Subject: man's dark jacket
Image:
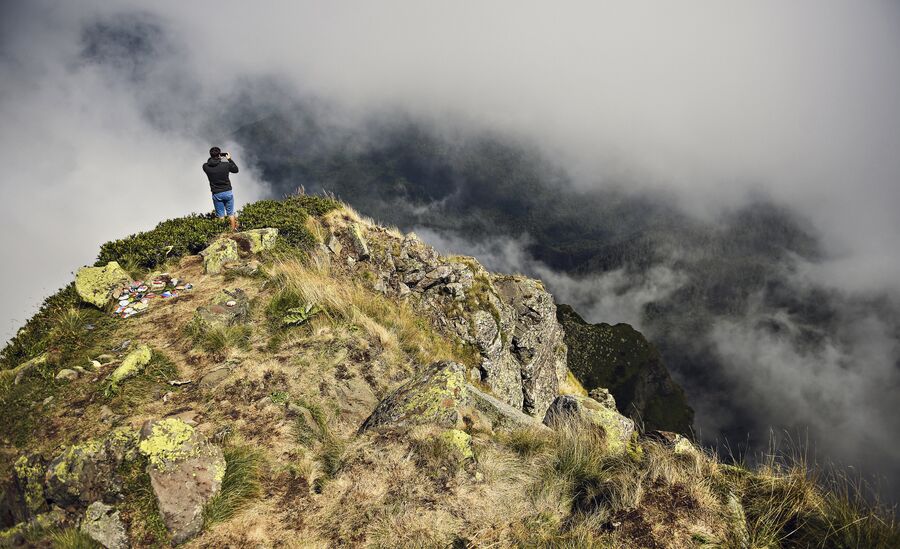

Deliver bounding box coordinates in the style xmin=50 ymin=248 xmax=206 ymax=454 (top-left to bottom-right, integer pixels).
xmin=202 ymin=156 xmax=239 ymax=194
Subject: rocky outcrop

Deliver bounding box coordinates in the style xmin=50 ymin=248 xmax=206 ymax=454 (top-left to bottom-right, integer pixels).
xmin=322 ymin=216 xmax=568 ymax=419
xmin=543 ymin=394 xmax=635 ymax=454
xmin=361 ymin=361 xmax=545 ymax=434
xmin=138 ymin=418 xmax=225 ymax=544
xmin=200 ymin=228 xmax=279 ymax=274
xmin=75 ymin=262 xmax=132 ymax=308
xmin=556 ymin=304 xmax=693 ymax=434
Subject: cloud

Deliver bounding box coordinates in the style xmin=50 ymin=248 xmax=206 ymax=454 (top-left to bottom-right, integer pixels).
xmin=415 ymin=227 xmax=686 ymax=328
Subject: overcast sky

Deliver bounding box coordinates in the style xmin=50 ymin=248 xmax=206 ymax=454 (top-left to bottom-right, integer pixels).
xmin=2 ymin=0 xmax=899 ymax=350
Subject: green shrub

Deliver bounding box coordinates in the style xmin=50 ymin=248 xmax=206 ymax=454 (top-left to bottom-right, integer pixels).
xmin=96 ymin=214 xmax=223 ymax=270
xmin=239 ymin=195 xmax=339 ymax=248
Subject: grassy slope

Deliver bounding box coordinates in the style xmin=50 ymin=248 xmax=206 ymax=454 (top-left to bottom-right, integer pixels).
xmin=1 ymin=196 xmax=896 ymax=548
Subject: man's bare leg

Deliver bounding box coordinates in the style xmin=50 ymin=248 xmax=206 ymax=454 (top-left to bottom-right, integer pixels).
xmin=229 ymin=215 xmax=238 ymax=232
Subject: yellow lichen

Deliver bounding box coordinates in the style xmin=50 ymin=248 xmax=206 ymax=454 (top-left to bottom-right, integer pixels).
xmin=107 ymin=344 xmax=152 ymax=385
xmin=138 ymin=418 xmax=197 ymax=469
xmin=401 ymin=368 xmax=465 ymax=422
xmin=14 ymin=456 xmax=44 ymax=515
xmin=441 ymin=429 xmax=474 ymax=460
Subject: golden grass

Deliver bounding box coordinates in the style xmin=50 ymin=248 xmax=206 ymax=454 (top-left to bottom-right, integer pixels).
xmin=266 ymin=256 xmax=466 ymax=371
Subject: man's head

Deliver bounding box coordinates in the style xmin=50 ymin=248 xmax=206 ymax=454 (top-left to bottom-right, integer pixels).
xmin=209 ymin=146 xmax=221 ymax=158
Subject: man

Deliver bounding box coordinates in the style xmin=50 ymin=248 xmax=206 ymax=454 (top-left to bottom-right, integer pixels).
xmin=203 ymin=146 xmax=239 ymax=231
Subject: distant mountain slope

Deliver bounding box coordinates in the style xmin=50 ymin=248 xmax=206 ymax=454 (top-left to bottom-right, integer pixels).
xmin=556 ymin=304 xmax=693 ymax=434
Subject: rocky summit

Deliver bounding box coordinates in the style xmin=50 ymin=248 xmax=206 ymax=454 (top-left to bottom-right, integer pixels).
xmin=0 ymin=195 xmax=896 ymax=548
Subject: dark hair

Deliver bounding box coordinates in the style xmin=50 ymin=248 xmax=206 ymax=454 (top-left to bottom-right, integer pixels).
xmin=209 ymin=146 xmax=221 ymax=157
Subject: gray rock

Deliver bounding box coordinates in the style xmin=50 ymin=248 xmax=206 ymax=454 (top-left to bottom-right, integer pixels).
xmin=589 ymin=387 xmax=617 ymax=410
xmin=81 ymin=502 xmax=128 ymax=549
xmin=349 ymin=223 xmax=370 ymax=260
xmin=466 ymin=383 xmax=546 ymax=431
xmin=199 ymin=367 xmax=231 ymax=390
xmin=359 ymin=361 xmax=547 ymax=434
xmin=194 ymin=289 xmax=250 ymax=330
xmin=55 ymin=369 xmax=79 ymax=381
xmin=327 ymin=234 xmax=343 ymax=255
xmin=139 ymin=418 xmax=226 ymax=544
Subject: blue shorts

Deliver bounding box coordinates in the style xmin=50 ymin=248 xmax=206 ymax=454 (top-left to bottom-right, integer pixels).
xmin=212 ymin=190 xmax=235 ymax=217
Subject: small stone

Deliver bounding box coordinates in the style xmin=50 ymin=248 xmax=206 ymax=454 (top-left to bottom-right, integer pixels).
xmin=73 ymin=366 xmax=87 ymax=374
xmin=199 ymin=368 xmax=230 ymax=390
xmin=99 ymin=405 xmax=115 ymax=421
xmin=89 ymin=360 xmax=103 ymax=371
xmin=55 ymin=369 xmax=79 ymax=381
xmin=81 ymin=501 xmax=128 ymax=549
xmin=225 ymin=300 xmax=237 ymax=307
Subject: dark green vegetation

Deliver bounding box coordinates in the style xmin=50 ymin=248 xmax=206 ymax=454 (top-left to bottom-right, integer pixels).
xmin=96 ymin=214 xmax=224 ymax=272
xmin=557 ymin=304 xmax=693 ymax=434
xmin=239 ymin=195 xmax=339 ymax=247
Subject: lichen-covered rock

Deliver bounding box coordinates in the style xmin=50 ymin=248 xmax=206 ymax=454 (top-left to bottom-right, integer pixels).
xmin=543 ymin=394 xmax=635 ymax=454
xmin=237 ymin=228 xmax=279 ymax=253
xmin=106 ymin=344 xmax=152 ymax=386
xmin=81 ymin=501 xmax=128 ymax=549
xmin=138 ymin=418 xmax=225 ymax=544
xmin=75 ymin=262 xmax=132 ymax=308
xmin=9 ymin=456 xmax=46 ymax=522
xmin=360 ymin=362 xmax=546 ymax=435
xmin=8 ymin=353 xmax=48 ymax=385
xmin=200 ymin=228 xmax=279 ymax=274
xmin=441 ymin=429 xmax=474 ymax=460
xmin=200 ymin=238 xmax=240 ymax=275
xmin=360 ymin=361 xmax=468 ymax=431
xmin=44 ymin=429 xmax=139 ymax=506
xmin=55 ymin=368 xmax=78 ymax=381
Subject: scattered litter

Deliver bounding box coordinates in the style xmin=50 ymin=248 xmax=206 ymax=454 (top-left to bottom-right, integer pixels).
xmin=169 ymin=379 xmax=192 ymax=386
xmin=112 ymin=274 xmax=193 ymax=318
xmin=225 ymin=300 xmax=237 ymax=307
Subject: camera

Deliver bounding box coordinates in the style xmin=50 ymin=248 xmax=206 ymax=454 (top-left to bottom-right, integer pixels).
xmin=219 ymin=152 xmax=229 ymax=157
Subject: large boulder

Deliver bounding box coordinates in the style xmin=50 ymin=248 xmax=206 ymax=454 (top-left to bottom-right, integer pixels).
xmin=138 ymin=418 xmax=225 ymax=544
xmin=361 ymin=361 xmax=546 ymax=434
xmin=200 ymin=228 xmax=278 ymax=274
xmin=75 ymin=262 xmax=132 ymax=308
xmin=360 ymin=361 xmax=468 ymax=431
xmin=81 ymin=501 xmax=128 ymax=549
xmin=543 ymin=394 xmax=635 ymax=454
